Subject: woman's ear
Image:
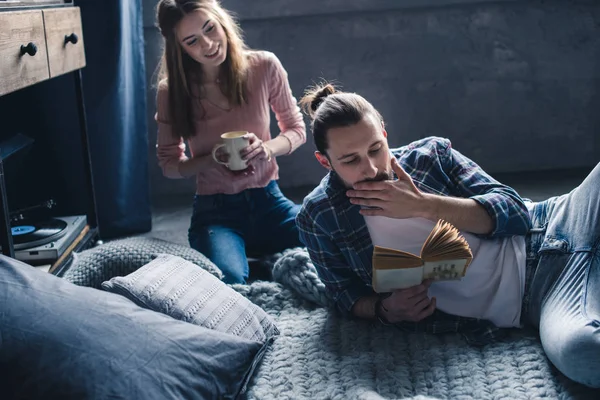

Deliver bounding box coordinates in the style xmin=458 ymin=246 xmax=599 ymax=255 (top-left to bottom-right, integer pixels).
xmin=315 ymin=151 xmax=332 ymax=170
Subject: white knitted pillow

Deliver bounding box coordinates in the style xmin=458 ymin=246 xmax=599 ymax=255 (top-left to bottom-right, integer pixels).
xmin=101 ymin=254 xmax=279 ymax=342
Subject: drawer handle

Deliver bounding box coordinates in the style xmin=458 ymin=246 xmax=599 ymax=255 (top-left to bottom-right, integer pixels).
xmin=20 ymin=42 xmax=38 ymax=57
xmin=64 ymin=33 xmax=79 ymax=45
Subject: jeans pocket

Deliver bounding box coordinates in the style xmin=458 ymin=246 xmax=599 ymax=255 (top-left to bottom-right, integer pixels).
xmin=539 ymin=236 xmax=569 ymax=253
xmin=264 ymin=181 xmax=282 ymax=200
xmin=529 ymin=200 xmax=548 ymax=231
xmin=536 ymin=236 xmax=570 ymax=287
xmin=526 ymin=200 xmax=550 ymax=259
xmin=527 ymin=236 xmax=571 ymax=326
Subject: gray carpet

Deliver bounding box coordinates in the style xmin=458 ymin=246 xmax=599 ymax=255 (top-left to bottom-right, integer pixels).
xmin=234 ymin=249 xmax=600 ymax=400
xmin=236 ymin=281 xmax=598 ymax=400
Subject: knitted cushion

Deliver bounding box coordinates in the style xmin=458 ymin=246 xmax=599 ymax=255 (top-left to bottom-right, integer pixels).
xmin=102 ymin=254 xmax=279 ymax=343
xmin=62 ymin=237 xmax=222 ymax=288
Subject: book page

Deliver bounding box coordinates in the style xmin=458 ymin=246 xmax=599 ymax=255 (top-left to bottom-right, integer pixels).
xmin=373 ymin=266 xmax=424 ymax=292
xmin=372 ymin=245 xmax=423 ymax=270
xmin=373 ymin=245 xmax=421 ymax=259
xmin=420 ymin=220 xmax=473 ymax=261
xmin=371 ymin=220 xmax=473 ymax=291
xmin=422 ymin=259 xmax=469 ymax=282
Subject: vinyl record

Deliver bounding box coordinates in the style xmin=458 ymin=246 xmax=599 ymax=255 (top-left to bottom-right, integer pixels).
xmin=11 ymin=218 xmax=68 ymax=250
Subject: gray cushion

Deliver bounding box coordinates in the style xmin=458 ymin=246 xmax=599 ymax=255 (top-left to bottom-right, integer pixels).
xmin=0 ymin=255 xmax=269 ymax=400
xmin=102 ymin=254 xmax=279 ymax=343
xmin=62 ymin=237 xmax=223 ymax=288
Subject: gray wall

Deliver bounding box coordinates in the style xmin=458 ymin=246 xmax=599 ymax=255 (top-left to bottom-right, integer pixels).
xmin=143 ymin=0 xmax=600 ymax=199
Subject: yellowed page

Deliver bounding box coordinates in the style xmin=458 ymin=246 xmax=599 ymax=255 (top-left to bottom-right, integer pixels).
xmin=373 ymin=266 xmax=425 ymax=292
xmin=422 ymin=259 xmax=470 ymax=281
xmin=372 ymin=245 xmax=424 ymax=271
xmin=421 ymin=220 xmax=472 ymax=261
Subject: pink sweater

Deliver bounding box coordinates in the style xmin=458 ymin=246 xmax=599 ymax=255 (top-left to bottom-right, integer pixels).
xmin=155 ymin=51 xmax=306 ymax=195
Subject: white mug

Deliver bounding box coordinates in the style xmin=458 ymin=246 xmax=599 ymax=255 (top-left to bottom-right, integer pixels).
xmin=211 ymin=131 xmax=249 ymax=171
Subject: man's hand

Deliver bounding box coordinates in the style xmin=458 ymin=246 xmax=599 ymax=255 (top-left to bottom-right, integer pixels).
xmin=346 ymin=158 xmax=429 ymax=219
xmin=380 ymin=280 xmax=436 ymax=323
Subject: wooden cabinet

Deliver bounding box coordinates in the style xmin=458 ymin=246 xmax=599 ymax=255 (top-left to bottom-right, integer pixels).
xmin=0 ymin=3 xmax=98 ymax=275
xmin=0 ymin=10 xmax=49 ymax=95
xmin=0 ymin=6 xmax=85 ymax=97
xmin=43 ymin=7 xmax=86 ymax=77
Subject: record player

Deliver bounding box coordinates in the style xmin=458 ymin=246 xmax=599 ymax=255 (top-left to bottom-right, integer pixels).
xmin=3 ymin=215 xmax=87 ymax=265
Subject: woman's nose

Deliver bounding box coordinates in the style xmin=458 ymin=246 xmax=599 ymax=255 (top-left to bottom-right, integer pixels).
xmin=198 ymin=35 xmax=211 ymax=48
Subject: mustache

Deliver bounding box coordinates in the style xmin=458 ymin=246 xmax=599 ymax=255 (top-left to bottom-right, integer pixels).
xmin=359 ymin=171 xmax=392 ymax=184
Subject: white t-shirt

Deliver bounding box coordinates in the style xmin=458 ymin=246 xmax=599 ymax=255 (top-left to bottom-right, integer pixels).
xmin=364 ymin=216 xmax=526 ymax=328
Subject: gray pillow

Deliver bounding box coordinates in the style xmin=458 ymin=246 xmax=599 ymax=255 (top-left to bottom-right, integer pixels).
xmin=62 ymin=237 xmax=223 ymax=288
xmin=0 ymin=255 xmax=270 ymax=400
xmin=101 ymin=254 xmax=279 ymax=342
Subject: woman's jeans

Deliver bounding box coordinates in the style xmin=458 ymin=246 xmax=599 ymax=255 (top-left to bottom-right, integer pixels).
xmin=188 ymin=181 xmax=302 ymax=284
xmin=523 ymin=162 xmax=600 ymax=388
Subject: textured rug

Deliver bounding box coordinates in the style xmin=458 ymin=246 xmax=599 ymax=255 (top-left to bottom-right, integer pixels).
xmin=236 ymin=281 xmax=598 ymax=400
xmin=65 ymin=239 xmax=600 ymax=399
xmin=244 ymin=248 xmax=599 ymax=399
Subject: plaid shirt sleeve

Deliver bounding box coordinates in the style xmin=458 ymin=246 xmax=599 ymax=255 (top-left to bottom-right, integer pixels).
xmin=435 ymin=139 xmax=532 ymax=237
xmin=296 ymin=205 xmax=373 ymax=314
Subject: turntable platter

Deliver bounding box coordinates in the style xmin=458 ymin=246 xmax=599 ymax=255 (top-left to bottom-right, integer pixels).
xmin=11 ymin=218 xmax=68 ymax=250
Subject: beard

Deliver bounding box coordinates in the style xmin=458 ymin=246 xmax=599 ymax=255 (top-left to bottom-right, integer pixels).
xmin=335 ymin=168 xmax=393 ymax=189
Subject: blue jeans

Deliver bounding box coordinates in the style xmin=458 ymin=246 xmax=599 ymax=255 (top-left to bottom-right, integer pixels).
xmin=188 ymin=181 xmax=302 ymax=284
xmin=522 ymin=163 xmax=600 ymax=388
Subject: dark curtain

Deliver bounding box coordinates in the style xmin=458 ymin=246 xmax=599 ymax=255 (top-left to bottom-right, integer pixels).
xmin=76 ymin=0 xmax=152 ymax=238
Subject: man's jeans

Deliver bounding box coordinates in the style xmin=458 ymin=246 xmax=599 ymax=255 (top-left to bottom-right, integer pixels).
xmin=523 ymin=163 xmax=600 ymax=388
xmin=188 ymin=181 xmax=302 ymax=284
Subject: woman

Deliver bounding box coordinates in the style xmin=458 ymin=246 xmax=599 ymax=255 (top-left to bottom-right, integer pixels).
xmin=155 ymin=0 xmax=306 ymax=284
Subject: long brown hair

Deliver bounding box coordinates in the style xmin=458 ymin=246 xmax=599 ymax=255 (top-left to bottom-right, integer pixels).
xmin=300 ymin=83 xmax=383 ymax=155
xmin=156 ymin=0 xmax=249 ymax=140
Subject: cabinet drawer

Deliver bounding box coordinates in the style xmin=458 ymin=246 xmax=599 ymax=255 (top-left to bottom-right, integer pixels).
xmin=0 ymin=11 xmax=49 ymax=97
xmin=43 ymin=7 xmax=86 ymax=78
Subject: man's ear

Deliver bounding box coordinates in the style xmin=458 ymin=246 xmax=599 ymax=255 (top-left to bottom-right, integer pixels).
xmin=382 ymin=120 xmax=388 ymax=138
xmin=315 ymin=151 xmax=332 ymax=170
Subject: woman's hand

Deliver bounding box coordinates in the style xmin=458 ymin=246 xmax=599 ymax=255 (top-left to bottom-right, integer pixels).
xmin=239 ymin=133 xmax=273 ymax=165
xmin=210 ymin=147 xmax=255 ymax=177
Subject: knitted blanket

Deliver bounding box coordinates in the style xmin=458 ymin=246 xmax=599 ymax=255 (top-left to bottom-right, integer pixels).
xmin=246 ymin=249 xmax=599 ymax=399
xmin=65 ymin=239 xmax=599 ymax=399
xmin=235 ymin=280 xmax=598 ymax=400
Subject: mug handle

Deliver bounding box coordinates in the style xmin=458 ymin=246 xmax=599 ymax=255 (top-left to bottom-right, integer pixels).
xmin=211 ymin=143 xmax=228 ymax=166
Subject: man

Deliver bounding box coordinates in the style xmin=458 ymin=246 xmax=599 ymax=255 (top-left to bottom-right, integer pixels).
xmin=296 ymin=83 xmax=599 ymax=388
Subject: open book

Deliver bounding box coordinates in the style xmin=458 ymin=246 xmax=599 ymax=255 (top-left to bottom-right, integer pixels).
xmin=372 ymin=219 xmax=473 ymax=292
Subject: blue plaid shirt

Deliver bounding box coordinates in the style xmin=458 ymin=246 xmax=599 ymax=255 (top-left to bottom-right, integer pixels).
xmin=296 ymin=137 xmax=532 ymax=344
